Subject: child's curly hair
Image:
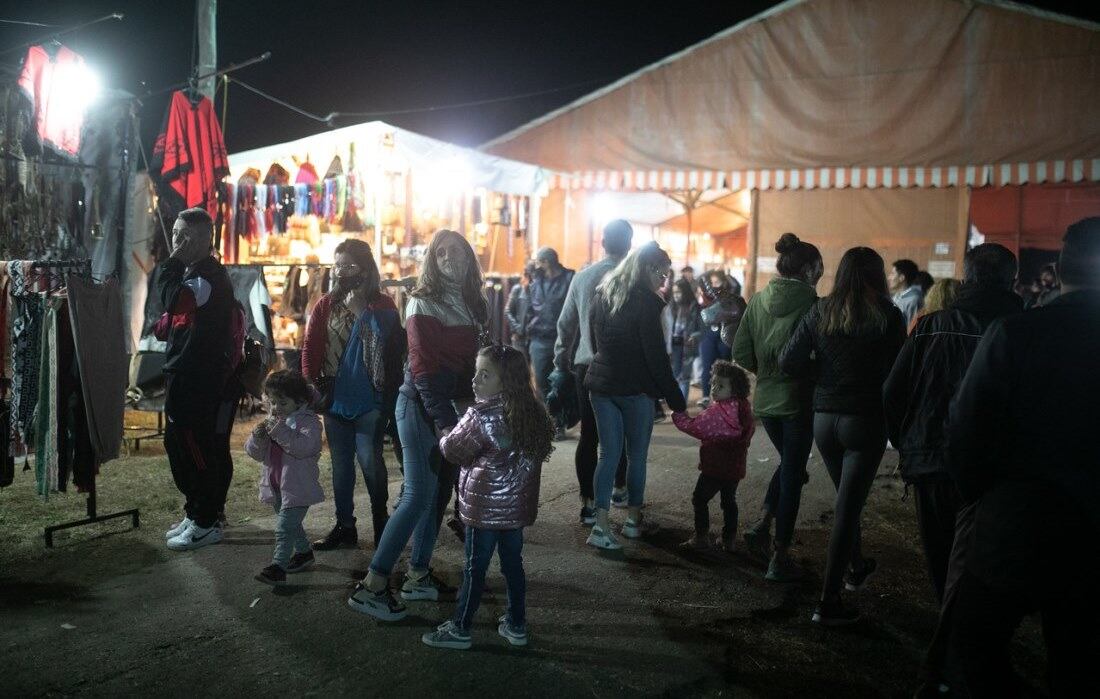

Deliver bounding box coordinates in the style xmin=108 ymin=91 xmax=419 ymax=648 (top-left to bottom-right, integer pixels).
xmin=479 ymin=345 xmax=555 ymax=463
xmin=263 ymin=369 xmax=314 ymax=407
xmin=710 ymin=360 xmax=751 ymax=400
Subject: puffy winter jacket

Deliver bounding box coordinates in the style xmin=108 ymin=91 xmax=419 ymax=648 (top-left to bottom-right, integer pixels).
xmin=731 ymin=277 xmax=817 ymax=418
xmin=245 ymin=407 xmax=325 ymax=509
xmin=440 ymin=396 xmax=543 ymax=530
xmin=585 ymin=286 xmax=687 ymax=412
xmin=883 ymin=285 xmax=1022 ymax=483
xmin=779 ymin=299 xmax=906 ymax=416
xmin=672 ymin=398 xmax=755 ymax=480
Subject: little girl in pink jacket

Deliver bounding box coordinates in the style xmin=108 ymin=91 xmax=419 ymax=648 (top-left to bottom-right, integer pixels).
xmin=246 ymin=370 xmax=325 ymax=585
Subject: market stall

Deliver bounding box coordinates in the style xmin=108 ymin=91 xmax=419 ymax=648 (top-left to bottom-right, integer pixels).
xmin=224 ymin=120 xmax=549 ymax=349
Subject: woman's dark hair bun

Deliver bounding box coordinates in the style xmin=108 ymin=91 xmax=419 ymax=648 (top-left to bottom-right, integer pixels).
xmin=775 ymin=232 xmax=801 ymax=254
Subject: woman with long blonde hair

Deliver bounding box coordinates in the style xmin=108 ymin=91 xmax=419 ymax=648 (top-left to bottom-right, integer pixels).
xmin=349 ymin=229 xmax=487 ymax=621
xmin=584 ymin=242 xmax=687 ymax=550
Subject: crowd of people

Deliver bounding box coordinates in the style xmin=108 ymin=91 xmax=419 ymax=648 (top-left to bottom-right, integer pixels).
xmin=154 ymin=205 xmax=1099 ymax=694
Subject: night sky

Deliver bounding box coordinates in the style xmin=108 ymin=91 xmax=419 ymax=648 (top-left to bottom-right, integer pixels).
xmin=2 ymin=0 xmax=1099 ymax=157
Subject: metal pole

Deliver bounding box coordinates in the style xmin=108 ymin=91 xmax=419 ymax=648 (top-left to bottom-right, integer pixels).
xmin=196 ymin=0 xmax=217 ymax=99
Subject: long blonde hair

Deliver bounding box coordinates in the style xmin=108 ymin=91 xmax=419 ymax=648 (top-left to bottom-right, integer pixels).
xmin=412 ymin=229 xmax=488 ymax=325
xmin=596 ymin=241 xmax=670 ymax=316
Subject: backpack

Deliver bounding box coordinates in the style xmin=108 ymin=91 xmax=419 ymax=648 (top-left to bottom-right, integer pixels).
xmin=231 ymin=302 xmax=271 ymax=398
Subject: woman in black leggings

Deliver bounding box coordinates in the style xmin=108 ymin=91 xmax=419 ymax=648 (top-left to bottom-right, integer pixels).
xmin=780 ymin=247 xmax=905 ymax=626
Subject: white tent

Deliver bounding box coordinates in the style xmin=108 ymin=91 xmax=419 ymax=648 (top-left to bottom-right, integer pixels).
xmin=229 ymin=120 xmax=549 ymax=197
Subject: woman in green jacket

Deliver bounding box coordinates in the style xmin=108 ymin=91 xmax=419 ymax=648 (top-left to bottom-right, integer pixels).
xmin=731 ymin=233 xmax=822 ymax=581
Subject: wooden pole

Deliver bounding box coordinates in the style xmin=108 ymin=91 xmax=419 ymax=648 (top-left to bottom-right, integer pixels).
xmin=746 ymin=188 xmax=760 ymax=297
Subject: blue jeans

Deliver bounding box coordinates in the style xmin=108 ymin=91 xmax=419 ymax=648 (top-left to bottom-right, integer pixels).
xmin=698 ymin=327 xmax=731 ymax=398
xmin=324 ymin=410 xmax=385 ymax=528
xmin=670 ymin=343 xmax=690 ymax=400
xmin=271 ymin=491 xmax=310 ymax=569
xmin=452 ymin=526 xmax=526 ymax=633
xmin=528 ymin=336 xmax=555 ymax=398
xmin=759 ymin=413 xmax=814 ymax=548
xmin=369 ymin=393 xmax=442 ymax=576
xmin=590 ymin=393 xmax=655 ymax=510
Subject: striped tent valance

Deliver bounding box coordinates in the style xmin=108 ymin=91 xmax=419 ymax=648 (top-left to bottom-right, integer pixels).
xmin=549 ymin=160 xmax=1100 ymax=191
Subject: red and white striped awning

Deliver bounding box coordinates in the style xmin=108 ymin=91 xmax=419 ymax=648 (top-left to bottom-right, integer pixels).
xmin=549 ymin=160 xmax=1100 ymax=191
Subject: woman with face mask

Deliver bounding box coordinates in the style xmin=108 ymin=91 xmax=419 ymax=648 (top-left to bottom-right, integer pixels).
xmin=348 ymin=229 xmax=489 ymax=621
xmin=301 ymin=239 xmax=407 ymax=551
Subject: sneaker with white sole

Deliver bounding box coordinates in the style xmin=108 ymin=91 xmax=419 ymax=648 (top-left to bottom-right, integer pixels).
xmin=621 ymin=517 xmax=656 ymax=539
xmin=166 ymin=522 xmax=222 ymax=551
xmin=421 ymin=621 xmax=471 ymax=650
xmin=586 ymin=525 xmax=622 ymax=550
xmin=347 ymin=582 xmax=407 ymax=621
xmin=400 ymin=569 xmax=455 ymax=601
xmin=165 ymin=517 xmax=193 ymax=539
xmin=497 ymin=618 xmax=528 ymax=646
xmin=611 ymin=488 xmax=629 ymax=509
xmin=844 ymin=558 xmax=877 ymax=592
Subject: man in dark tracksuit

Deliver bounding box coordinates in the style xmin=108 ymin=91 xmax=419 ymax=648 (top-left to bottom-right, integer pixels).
xmin=883 ymin=244 xmax=1022 ymax=602
xmin=942 ymin=218 xmax=1100 ymax=697
xmin=160 ymin=207 xmax=238 ymax=551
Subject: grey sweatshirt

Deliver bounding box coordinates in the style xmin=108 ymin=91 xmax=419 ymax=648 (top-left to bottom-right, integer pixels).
xmin=553 ymin=255 xmax=623 ymax=371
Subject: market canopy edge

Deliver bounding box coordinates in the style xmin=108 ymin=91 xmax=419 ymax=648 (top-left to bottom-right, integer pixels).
xmin=229 ymin=120 xmax=549 ymax=197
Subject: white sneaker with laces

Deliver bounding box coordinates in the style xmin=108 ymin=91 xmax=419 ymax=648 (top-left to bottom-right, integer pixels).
xmin=167 ymin=522 xmax=223 ymax=551
xmin=622 ymin=518 xmax=656 ymax=539
xmin=165 ymin=517 xmax=193 ymax=539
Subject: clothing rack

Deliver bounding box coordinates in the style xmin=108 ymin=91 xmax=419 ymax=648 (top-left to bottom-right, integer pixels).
xmin=4 ymin=258 xmax=140 ymax=546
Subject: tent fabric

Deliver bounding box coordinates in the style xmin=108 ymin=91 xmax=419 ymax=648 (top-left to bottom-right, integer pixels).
xmin=970 ymin=183 xmax=1100 ymax=255
xmin=754 ymin=187 xmax=968 ymax=293
xmin=228 ymin=120 xmax=548 ymax=197
xmin=547 ymin=160 xmax=1100 ymax=192
xmin=484 ymin=0 xmax=1100 ymax=177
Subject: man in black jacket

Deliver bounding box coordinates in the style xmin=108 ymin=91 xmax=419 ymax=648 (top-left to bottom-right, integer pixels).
xmin=526 ymin=247 xmax=574 ymax=408
xmin=160 ymin=208 xmax=238 ymax=552
xmin=943 ymin=218 xmax=1100 ymax=696
xmin=883 ymin=243 xmax=1021 ymax=602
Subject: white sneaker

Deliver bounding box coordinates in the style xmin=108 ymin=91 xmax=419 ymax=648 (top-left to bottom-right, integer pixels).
xmin=622 ymin=517 xmax=657 ymax=539
xmin=167 ymin=522 xmax=223 ymax=551
xmin=586 ymin=526 xmax=622 ymax=550
xmin=165 ymin=517 xmax=193 ymax=539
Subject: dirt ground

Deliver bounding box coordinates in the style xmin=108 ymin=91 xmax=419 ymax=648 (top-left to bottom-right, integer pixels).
xmin=0 ymin=413 xmax=1048 ymax=698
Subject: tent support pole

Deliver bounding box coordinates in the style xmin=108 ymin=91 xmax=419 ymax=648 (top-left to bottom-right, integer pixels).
xmin=746 ymin=188 xmax=760 ymax=296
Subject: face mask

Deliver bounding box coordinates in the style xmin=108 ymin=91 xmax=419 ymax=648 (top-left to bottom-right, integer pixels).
xmin=335 ymin=273 xmax=364 ymax=292
xmin=442 ymin=256 xmax=469 ymax=281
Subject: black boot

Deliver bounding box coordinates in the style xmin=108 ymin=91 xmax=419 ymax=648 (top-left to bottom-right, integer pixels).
xmin=313 ymin=523 xmax=358 ymax=551
xmin=371 ymin=510 xmax=389 ymax=547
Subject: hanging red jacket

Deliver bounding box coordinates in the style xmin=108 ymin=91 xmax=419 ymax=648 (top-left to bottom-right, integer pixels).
xmin=151 ymin=90 xmax=229 ymax=219
xmin=17 ymin=44 xmax=89 ymax=157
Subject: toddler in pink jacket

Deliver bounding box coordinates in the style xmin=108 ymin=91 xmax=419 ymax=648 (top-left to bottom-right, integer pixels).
xmin=246 ymin=370 xmax=325 ymax=585
xmin=672 ymin=360 xmax=755 ymax=552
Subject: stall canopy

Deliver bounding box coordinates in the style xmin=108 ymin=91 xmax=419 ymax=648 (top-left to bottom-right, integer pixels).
xmin=230 ymin=119 xmax=548 ymax=197
xmin=483 ymin=0 xmax=1100 ymax=191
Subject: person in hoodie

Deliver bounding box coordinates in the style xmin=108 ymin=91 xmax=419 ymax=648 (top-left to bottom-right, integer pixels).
xmin=884 ymin=244 xmax=1021 ymax=603
xmin=421 ymin=344 xmax=553 ymax=650
xmin=731 ymin=233 xmax=822 ymax=582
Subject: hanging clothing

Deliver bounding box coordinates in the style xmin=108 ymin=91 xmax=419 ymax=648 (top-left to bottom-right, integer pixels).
xmin=226 ymin=266 xmax=274 ymax=348
xmin=34 ymin=297 xmax=61 ymax=497
xmin=9 ymin=262 xmax=46 ymax=448
xmin=17 ymin=44 xmax=88 ymax=157
xmin=263 ymin=163 xmax=290 ymax=186
xmin=150 ymin=91 xmax=229 ymax=220
xmin=295 ymin=161 xmax=319 ymax=185
xmin=67 ymin=274 xmax=129 ymax=463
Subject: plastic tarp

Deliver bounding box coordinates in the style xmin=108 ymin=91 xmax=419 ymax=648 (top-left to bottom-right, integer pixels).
xmin=228 ymin=120 xmax=548 ymax=197
xmin=484 ymin=0 xmax=1100 ymax=173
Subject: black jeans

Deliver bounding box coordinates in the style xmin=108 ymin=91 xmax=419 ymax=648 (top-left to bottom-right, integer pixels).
xmin=692 ymin=473 xmax=739 ymax=538
xmin=759 ymin=412 xmax=814 ymax=548
xmin=913 ymin=476 xmax=963 ymax=603
xmin=813 ymin=412 xmax=887 ymax=599
xmin=948 ymin=570 xmax=1099 ymax=697
xmin=573 ymin=364 xmax=627 ymax=501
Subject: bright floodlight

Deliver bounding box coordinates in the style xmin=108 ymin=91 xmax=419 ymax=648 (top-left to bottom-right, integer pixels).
xmin=55 ymin=61 xmax=103 ymax=120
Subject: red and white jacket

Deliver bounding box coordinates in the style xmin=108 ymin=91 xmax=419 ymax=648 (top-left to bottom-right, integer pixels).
xmin=402 ymin=294 xmax=479 ymax=429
